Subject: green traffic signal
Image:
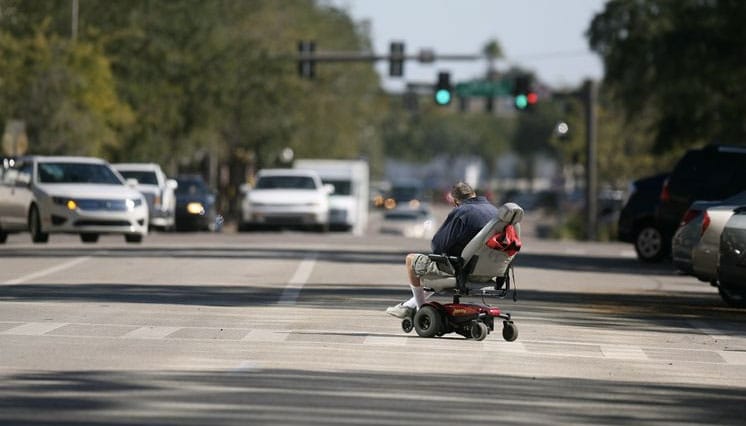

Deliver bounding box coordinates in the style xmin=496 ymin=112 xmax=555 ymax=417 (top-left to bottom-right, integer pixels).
xmin=514 ymin=94 xmax=528 ymax=109
xmin=435 ymin=89 xmax=452 ymax=105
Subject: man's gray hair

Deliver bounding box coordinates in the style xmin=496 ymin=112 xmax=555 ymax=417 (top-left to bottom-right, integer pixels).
xmin=451 ymin=182 xmax=476 ymax=203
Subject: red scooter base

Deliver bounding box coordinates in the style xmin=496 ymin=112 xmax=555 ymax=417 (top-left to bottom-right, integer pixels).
xmin=401 ymin=300 xmax=518 ymax=342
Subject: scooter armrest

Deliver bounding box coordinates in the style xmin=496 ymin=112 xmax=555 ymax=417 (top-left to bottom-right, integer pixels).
xmin=426 ymin=254 xmax=461 ymax=275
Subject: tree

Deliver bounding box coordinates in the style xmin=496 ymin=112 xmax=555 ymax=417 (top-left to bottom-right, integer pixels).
xmin=0 ymin=25 xmax=133 ymax=157
xmin=587 ymin=0 xmax=746 ymax=152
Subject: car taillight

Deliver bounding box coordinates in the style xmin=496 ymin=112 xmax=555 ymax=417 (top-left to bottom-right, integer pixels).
xmin=660 ymin=179 xmax=670 ymax=202
xmin=680 ymin=209 xmax=701 ymax=226
xmin=700 ymin=212 xmax=711 ymax=236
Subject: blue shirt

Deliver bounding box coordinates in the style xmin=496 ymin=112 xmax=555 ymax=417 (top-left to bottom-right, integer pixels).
xmin=431 ymin=196 xmax=498 ymax=256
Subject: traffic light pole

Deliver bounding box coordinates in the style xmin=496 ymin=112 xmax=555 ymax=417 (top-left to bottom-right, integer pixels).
xmin=584 ymin=79 xmax=598 ymax=241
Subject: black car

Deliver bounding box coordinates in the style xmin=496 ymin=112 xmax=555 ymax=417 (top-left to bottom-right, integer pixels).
xmin=174 ymin=174 xmax=222 ymax=231
xmin=653 ymin=144 xmax=746 ymax=261
xmin=617 ymin=173 xmax=669 ymax=262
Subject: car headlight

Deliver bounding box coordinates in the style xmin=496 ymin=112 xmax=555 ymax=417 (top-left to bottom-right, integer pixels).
xmin=53 ymin=197 xmax=78 ymax=211
xmin=125 ymin=198 xmax=143 ymax=210
xmin=187 ymin=202 xmax=205 ymax=215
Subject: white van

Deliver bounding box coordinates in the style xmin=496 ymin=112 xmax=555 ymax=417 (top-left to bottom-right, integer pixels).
xmin=294 ymin=159 xmax=369 ymax=235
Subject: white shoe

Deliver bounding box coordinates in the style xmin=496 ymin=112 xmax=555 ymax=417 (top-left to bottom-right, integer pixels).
xmin=386 ymin=303 xmax=414 ymax=319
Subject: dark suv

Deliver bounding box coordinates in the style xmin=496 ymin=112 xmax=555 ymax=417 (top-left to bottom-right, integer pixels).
xmin=650 ymin=144 xmax=746 ymax=262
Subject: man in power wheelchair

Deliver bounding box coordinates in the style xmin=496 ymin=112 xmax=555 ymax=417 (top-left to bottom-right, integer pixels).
xmin=386 ymin=182 xmax=523 ymax=341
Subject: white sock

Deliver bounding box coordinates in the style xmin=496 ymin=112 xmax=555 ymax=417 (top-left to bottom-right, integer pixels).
xmin=409 ymin=285 xmax=432 ymax=308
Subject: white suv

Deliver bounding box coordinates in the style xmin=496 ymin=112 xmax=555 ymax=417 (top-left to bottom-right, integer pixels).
xmin=113 ymin=163 xmax=177 ymax=231
xmin=239 ymin=169 xmax=332 ymax=232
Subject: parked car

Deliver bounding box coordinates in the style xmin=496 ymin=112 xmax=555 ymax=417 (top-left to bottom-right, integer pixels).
xmin=653 ymin=144 xmax=746 ymax=262
xmin=689 ymin=191 xmax=746 ymax=283
xmin=718 ymin=208 xmax=746 ymax=307
xmin=671 ymin=199 xmax=720 ymax=274
xmin=379 ymin=206 xmax=436 ymax=239
xmin=238 ymin=168 xmax=331 ymax=232
xmin=113 ymin=163 xmax=177 ymax=231
xmin=618 ymin=173 xmax=669 ymax=262
xmin=0 ymin=156 xmax=148 ymax=243
xmin=174 ymin=174 xmax=221 ymax=232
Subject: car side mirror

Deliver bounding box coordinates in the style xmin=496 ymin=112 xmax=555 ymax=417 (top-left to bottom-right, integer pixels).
xmin=126 ymin=178 xmax=139 ymax=188
xmin=324 ymin=183 xmax=335 ymax=195
xmin=239 ymin=183 xmax=251 ymax=194
xmin=166 ymin=179 xmax=178 ymax=190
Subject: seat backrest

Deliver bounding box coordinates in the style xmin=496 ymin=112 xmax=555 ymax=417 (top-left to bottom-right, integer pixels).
xmin=460 ymin=202 xmax=523 ymax=282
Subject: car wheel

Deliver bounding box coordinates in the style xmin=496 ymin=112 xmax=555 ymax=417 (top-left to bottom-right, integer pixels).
xmin=718 ymin=282 xmax=746 ymax=308
xmin=634 ymin=224 xmax=665 ymax=262
xmin=28 ymin=205 xmax=49 ymax=243
xmin=125 ymin=234 xmax=143 ymax=243
xmin=80 ymin=233 xmax=99 ymax=243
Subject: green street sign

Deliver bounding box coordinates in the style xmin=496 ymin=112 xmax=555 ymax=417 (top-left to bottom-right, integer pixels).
xmin=455 ymin=79 xmax=512 ymax=98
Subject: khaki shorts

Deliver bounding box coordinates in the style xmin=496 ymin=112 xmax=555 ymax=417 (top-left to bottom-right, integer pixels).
xmin=411 ymin=253 xmax=453 ymax=279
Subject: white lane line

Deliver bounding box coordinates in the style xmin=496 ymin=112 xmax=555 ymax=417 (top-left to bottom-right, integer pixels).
xmin=3 ymin=256 xmax=91 ymax=285
xmin=122 ymin=326 xmax=181 ymax=339
xmin=278 ymin=253 xmax=317 ymax=305
xmin=0 ymin=322 xmax=68 ymax=336
xmin=601 ymin=344 xmax=649 ymax=360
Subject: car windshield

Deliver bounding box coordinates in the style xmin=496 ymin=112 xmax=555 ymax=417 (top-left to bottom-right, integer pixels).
xmin=38 ymin=162 xmax=123 ymax=184
xmin=256 ymin=175 xmax=317 ymax=190
xmin=176 ymin=178 xmax=208 ymax=195
xmin=118 ymin=170 xmax=158 ymax=185
xmin=322 ymin=179 xmax=352 ymax=195
xmin=391 ymin=185 xmax=423 ymax=201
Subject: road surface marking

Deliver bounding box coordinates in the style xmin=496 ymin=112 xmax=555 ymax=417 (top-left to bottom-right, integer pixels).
xmin=601 ymin=344 xmax=649 ymax=360
xmin=278 ymin=253 xmax=317 ymax=305
xmin=0 ymin=322 xmax=68 ymax=336
xmin=687 ymin=320 xmax=735 ymax=340
xmin=242 ymin=329 xmax=290 ymax=342
xmin=2 ymin=256 xmax=91 ymax=285
xmin=122 ymin=326 xmax=181 ymax=339
xmin=718 ymin=350 xmax=746 ymax=365
xmin=363 ymin=335 xmax=409 ymax=346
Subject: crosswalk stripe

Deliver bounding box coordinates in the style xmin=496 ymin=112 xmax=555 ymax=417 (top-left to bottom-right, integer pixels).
xmin=242 ymin=329 xmax=289 ymax=342
xmin=122 ymin=326 xmax=181 ymax=339
xmin=601 ymin=345 xmax=649 ymax=360
xmin=0 ymin=322 xmax=68 ymax=336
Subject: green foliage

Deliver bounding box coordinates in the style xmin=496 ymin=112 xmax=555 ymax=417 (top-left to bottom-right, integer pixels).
xmin=0 ymin=0 xmax=385 ymax=173
xmin=587 ymin=0 xmax=746 ymax=152
xmin=0 ymin=24 xmax=133 ymax=156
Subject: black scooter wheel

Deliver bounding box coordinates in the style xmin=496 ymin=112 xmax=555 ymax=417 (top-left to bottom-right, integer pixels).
xmin=502 ymin=321 xmax=518 ymax=342
xmin=401 ymin=317 xmax=414 ymax=333
xmin=414 ymin=306 xmax=442 ymax=338
xmin=470 ymin=321 xmax=489 ymax=341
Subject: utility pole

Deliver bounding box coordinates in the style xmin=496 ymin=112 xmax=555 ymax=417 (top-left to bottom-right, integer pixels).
xmin=584 ymin=79 xmax=598 ymax=241
xmin=71 ymin=0 xmax=79 ymax=42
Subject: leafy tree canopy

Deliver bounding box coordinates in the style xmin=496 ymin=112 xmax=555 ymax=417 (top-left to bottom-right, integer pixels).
xmin=587 ymin=0 xmax=746 ymax=152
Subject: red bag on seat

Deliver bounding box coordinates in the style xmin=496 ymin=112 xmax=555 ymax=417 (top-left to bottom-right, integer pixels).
xmin=486 ymin=224 xmax=522 ymax=256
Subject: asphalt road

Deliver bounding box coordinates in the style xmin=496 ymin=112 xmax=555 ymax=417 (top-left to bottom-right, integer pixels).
xmin=1 ymin=216 xmax=745 ymax=425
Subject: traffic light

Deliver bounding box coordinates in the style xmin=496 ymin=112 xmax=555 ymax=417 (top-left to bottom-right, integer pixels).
xmin=389 ymin=41 xmax=405 ymax=77
xmin=512 ymin=75 xmax=538 ymax=110
xmin=298 ymin=40 xmax=315 ymax=79
xmin=434 ymin=72 xmax=452 ymax=106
